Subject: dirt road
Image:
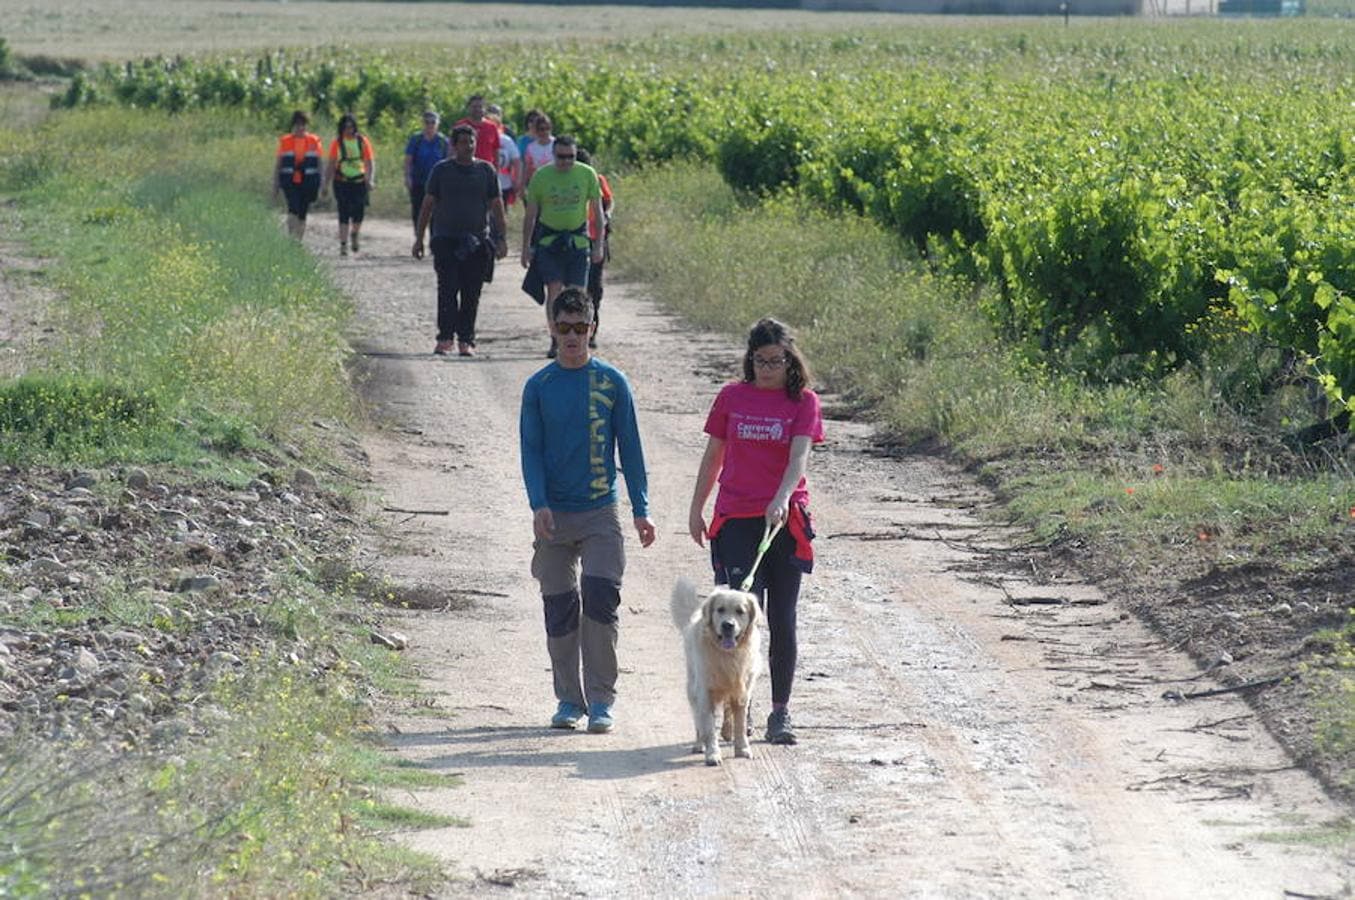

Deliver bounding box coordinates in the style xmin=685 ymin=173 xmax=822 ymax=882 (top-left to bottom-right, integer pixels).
xmin=330 ymin=219 xmax=1351 ymax=898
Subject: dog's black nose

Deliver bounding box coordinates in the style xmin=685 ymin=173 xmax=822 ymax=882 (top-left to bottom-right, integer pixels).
xmin=720 ymin=621 xmax=735 ymax=634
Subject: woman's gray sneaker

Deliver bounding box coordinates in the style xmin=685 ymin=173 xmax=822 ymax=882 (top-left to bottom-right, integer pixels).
xmin=765 ymin=709 xmax=798 ymax=745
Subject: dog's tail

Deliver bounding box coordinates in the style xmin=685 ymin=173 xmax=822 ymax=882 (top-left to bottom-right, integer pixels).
xmin=671 ymin=577 xmax=701 ymax=631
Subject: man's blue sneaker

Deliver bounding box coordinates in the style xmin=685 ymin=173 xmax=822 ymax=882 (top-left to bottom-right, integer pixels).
xmin=586 ymin=702 xmax=614 ymax=734
xmin=551 ymin=701 xmax=586 ymax=730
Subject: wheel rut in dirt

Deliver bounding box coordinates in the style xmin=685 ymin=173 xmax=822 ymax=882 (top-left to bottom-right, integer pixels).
xmin=331 ymin=219 xmax=1351 ymax=898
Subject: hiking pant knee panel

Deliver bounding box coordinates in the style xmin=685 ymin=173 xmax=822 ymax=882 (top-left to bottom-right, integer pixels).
xmin=580 ymin=575 xmax=620 ymax=626
xmin=543 ymin=589 xmax=580 ymax=638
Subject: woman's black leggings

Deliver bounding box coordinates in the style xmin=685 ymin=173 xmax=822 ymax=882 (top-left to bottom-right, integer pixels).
xmin=711 ymin=516 xmax=802 ymax=705
xmin=334 ymin=180 xmax=368 ymax=225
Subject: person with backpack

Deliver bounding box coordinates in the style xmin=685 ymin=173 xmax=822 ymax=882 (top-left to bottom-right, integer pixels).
xmin=520 ymin=135 xmax=605 ymax=358
xmin=404 ymin=109 xmax=449 ymax=237
xmin=271 ymin=110 xmax=323 ymax=240
xmin=323 ymin=113 xmax=375 ymax=257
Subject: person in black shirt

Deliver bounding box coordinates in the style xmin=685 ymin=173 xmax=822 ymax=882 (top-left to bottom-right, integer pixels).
xmin=412 ymin=125 xmax=508 ymax=357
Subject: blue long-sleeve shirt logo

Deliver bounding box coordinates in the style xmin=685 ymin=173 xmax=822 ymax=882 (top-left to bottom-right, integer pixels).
xmin=589 ymin=370 xmax=615 ymax=498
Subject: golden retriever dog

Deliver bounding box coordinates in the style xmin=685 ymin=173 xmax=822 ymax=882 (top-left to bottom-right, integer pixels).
xmin=671 ymin=577 xmax=760 ymax=766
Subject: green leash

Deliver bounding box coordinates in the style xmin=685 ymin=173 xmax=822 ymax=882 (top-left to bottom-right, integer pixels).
xmin=739 ymin=521 xmax=785 ymax=593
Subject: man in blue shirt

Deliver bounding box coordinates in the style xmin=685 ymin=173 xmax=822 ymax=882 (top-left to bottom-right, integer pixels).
xmin=520 ymin=288 xmax=656 ymax=734
xmin=403 ymin=109 xmax=449 ymax=236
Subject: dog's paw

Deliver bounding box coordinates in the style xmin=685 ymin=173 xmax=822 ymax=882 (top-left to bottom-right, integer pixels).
xmin=734 ymin=744 xmax=752 ymax=759
xmin=704 ymin=754 xmax=722 ymax=767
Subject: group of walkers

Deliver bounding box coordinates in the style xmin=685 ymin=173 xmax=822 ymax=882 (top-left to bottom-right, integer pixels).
xmin=273 ymin=96 xmax=613 ymax=360
xmin=273 ymin=97 xmax=822 ymax=750
xmin=271 ymin=109 xmax=374 ymax=254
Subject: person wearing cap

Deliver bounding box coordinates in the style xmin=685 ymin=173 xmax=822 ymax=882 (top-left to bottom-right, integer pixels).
xmin=404 ymin=110 xmax=450 ymax=237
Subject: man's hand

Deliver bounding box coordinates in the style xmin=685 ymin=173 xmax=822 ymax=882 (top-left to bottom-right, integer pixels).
xmin=494 ymin=237 xmax=509 ymax=260
xmin=533 ymin=507 xmax=555 ymax=541
xmin=687 ymin=508 xmax=707 ymax=548
xmin=520 ymin=247 xmax=532 ymax=269
xmin=634 ymin=516 xmax=657 ymax=548
xmin=590 ymin=244 xmax=604 ymax=265
xmin=412 ymin=238 xmax=424 ymax=260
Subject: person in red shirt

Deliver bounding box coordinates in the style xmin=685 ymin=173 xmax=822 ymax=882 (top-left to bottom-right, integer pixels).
xmin=455 ymin=94 xmax=501 ymax=170
xmin=576 ymin=148 xmax=613 ymax=349
xmin=688 ymin=318 xmax=824 ymax=747
xmin=271 ymin=110 xmax=323 ymax=239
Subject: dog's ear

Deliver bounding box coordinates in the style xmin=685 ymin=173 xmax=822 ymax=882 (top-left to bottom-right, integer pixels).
xmin=745 ymin=594 xmax=759 ymax=626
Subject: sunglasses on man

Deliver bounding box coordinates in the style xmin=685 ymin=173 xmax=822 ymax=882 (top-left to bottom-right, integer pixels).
xmin=554 ymin=321 xmax=593 ymax=335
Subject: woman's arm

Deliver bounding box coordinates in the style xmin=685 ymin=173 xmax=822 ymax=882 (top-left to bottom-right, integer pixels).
xmin=688 ymin=435 xmax=726 ymax=547
xmin=765 ymin=435 xmax=812 ymax=527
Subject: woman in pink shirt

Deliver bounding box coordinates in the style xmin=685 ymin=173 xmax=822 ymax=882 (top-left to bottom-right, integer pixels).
xmin=688 ymin=318 xmax=824 ymax=746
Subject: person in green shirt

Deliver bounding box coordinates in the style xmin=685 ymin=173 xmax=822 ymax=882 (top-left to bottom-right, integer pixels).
xmin=520 ymin=135 xmax=605 ymax=358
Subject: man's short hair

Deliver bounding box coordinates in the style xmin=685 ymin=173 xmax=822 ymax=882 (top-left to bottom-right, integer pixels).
xmin=487 ymin=103 xmax=502 ymax=116
xmin=422 ymin=109 xmax=440 ymax=123
xmin=553 ymin=134 xmax=576 ymax=149
xmin=451 ymin=124 xmax=476 ymax=145
xmin=467 ymin=93 xmax=485 ymax=105
xmin=552 ymin=288 xmax=592 ymax=322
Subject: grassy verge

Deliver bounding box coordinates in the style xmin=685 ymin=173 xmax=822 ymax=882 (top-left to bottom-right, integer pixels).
xmin=0 ymin=622 xmax=449 ymax=896
xmin=0 ymin=107 xmax=356 ymax=464
xmin=0 ymin=102 xmax=453 ymax=893
xmin=614 ymin=161 xmax=1355 ymax=791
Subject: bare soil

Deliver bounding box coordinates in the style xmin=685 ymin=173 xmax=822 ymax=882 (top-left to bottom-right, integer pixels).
xmin=332 ymin=218 xmax=1352 ymax=897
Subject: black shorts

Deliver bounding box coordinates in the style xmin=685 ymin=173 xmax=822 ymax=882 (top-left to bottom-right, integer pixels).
xmin=282 ymin=183 xmax=312 ymax=219
xmin=334 ymin=180 xmax=368 ymax=225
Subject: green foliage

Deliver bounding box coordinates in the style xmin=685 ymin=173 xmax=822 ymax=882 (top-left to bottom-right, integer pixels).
xmin=0 ymin=375 xmax=162 ymax=461
xmin=54 ymin=27 xmax=1355 ymax=417
xmin=1310 ymin=609 xmax=1355 ymax=788
xmin=0 ymin=666 xmax=445 ymax=896
xmin=0 ymin=36 xmax=26 ymax=80
xmin=716 ymin=108 xmax=811 ymax=194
